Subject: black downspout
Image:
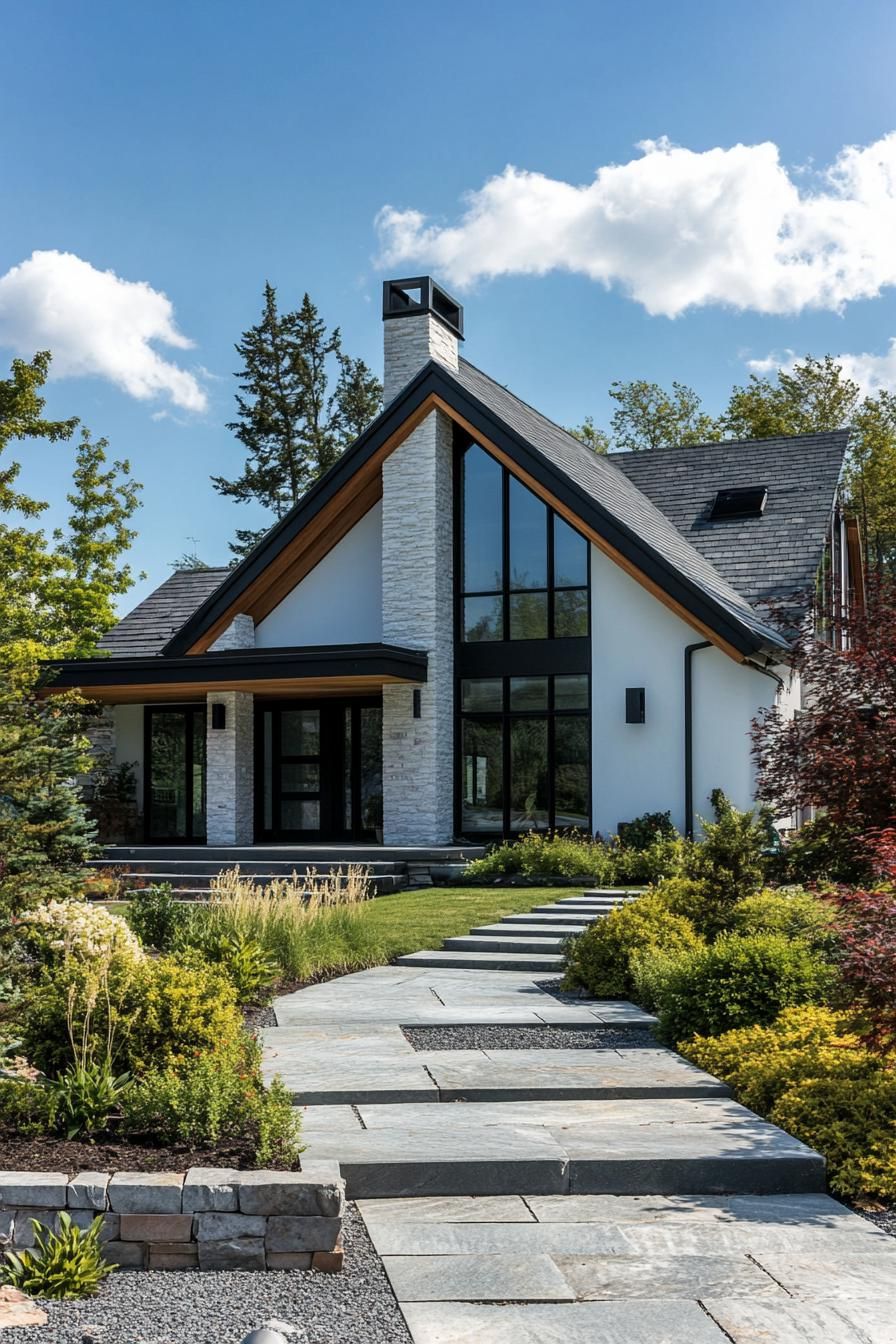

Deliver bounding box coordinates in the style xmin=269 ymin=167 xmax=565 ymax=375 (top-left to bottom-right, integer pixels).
xmin=684 ymin=641 xmax=712 ymax=840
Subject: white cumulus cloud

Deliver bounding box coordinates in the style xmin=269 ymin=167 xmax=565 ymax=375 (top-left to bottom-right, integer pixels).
xmin=376 ymin=133 xmax=896 ymax=318
xmin=747 ymin=340 xmax=896 ymax=395
xmin=0 ymin=250 xmax=208 ymax=412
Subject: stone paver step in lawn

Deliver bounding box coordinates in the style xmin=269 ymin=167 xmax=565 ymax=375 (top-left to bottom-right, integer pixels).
xmin=500 ymin=909 xmax=599 ymax=925
xmin=441 ymin=934 xmax=569 ymax=953
xmin=467 ymin=922 xmax=588 ymax=939
xmin=356 ymin=1193 xmax=896 ymax=1343
xmin=395 ymin=949 xmax=564 ymax=971
xmin=297 ymin=1096 xmax=825 ymax=1199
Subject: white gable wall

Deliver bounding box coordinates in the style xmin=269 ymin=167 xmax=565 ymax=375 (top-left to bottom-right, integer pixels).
xmin=254 ymin=500 xmax=383 ymax=648
xmin=590 ymin=545 xmax=788 ymax=835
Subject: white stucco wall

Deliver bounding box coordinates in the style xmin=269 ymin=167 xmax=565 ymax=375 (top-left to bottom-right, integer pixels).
xmin=590 ymin=545 xmax=784 ymax=835
xmin=113 ymin=704 xmax=145 ymax=801
xmin=254 ymin=500 xmax=383 ymax=648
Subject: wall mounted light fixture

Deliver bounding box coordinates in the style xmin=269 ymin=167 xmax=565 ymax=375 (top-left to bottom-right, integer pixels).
xmin=625 ymin=688 xmax=645 ymax=724
xmin=211 ymin=703 xmax=227 ymax=730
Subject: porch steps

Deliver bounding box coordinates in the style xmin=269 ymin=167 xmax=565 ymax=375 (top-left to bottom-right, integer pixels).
xmin=396 ymin=890 xmax=640 ymax=970
xmin=88 ymin=844 xmax=485 ymax=897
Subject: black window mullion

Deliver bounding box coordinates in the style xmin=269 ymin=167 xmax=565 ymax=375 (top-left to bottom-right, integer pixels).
xmin=547 ymin=510 xmax=555 ymax=639
xmin=501 ymin=466 xmax=510 ymax=640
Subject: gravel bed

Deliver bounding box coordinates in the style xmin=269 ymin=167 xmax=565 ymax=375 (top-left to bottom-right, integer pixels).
xmin=848 ymin=1202 xmax=896 ymax=1239
xmin=402 ymin=1023 xmax=657 ymax=1050
xmin=27 ymin=1205 xmax=410 ymax=1344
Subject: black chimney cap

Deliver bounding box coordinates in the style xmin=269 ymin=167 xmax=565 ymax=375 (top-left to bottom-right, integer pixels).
xmin=382 ymin=277 xmax=464 ymax=340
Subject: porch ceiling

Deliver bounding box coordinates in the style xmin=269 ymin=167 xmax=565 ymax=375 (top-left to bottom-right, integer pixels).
xmin=42 ymin=642 xmax=427 ymax=704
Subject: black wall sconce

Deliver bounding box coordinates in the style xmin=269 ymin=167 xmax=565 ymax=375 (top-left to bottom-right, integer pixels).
xmin=413 ymin=689 xmax=422 ymax=719
xmin=211 ymin=703 xmax=227 ymax=730
xmin=625 ymin=688 xmax=645 ymax=724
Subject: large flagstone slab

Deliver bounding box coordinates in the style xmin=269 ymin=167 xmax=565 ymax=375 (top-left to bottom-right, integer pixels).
xmin=356 ymin=1195 xmax=536 ymax=1223
xmin=383 ymin=1251 xmax=576 ymax=1302
xmin=703 ymin=1296 xmax=896 ymax=1344
xmin=399 ymin=1299 xmax=728 ymax=1344
xmin=554 ymin=1251 xmax=784 ymax=1300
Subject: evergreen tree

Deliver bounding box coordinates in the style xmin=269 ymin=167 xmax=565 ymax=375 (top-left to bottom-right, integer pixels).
xmin=0 ymin=677 xmax=96 ymax=917
xmin=0 ymin=354 xmax=142 ymax=664
xmin=213 ymin=284 xmax=382 ymax=558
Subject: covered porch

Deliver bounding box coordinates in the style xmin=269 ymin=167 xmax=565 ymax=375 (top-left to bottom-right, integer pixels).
xmin=46 ymin=644 xmax=427 ymax=847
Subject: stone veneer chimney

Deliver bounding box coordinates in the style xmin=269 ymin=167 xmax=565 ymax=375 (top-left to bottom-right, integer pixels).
xmin=379 ymin=277 xmax=462 ymax=844
xmin=382 ymin=277 xmax=463 ymax=404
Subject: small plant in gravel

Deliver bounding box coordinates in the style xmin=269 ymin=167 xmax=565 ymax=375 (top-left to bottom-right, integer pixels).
xmin=1 ymin=1211 xmax=114 ymax=1299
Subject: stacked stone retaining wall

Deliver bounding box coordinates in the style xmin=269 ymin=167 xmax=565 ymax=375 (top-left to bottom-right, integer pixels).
xmin=0 ymin=1165 xmax=345 ymax=1272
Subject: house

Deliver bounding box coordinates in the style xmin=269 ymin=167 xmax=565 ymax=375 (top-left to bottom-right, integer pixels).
xmin=48 ymin=277 xmax=859 ymax=849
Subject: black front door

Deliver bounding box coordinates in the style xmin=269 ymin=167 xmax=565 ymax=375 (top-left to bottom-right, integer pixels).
xmin=257 ymin=699 xmax=382 ymax=842
xmin=145 ymin=706 xmax=207 ymax=842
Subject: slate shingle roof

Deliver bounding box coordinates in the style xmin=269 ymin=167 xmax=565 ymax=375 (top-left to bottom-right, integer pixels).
xmin=610 ymin=432 xmax=847 ymax=610
xmin=452 ymin=359 xmax=792 ymax=653
xmin=98 ymin=568 xmax=229 ymax=657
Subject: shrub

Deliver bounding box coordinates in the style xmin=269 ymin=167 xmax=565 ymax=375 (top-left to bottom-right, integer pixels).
xmin=771 ymin=1073 xmax=896 ymax=1199
xmin=0 ymin=1079 xmax=56 ymax=1136
xmin=617 ymin=810 xmax=677 ymax=850
xmin=1 ymin=1211 xmax=113 ymax=1299
xmin=730 ymin=887 xmax=840 ymax=957
xmin=628 ymin=944 xmax=682 ymax=1014
xmin=563 ymin=893 xmax=703 ymax=999
xmin=175 ymin=923 xmax=279 ymax=1003
xmin=18 ymin=898 xmax=142 ymax=967
xmin=605 ymin=835 xmax=687 ymax=886
xmin=21 ymin=955 xmax=242 ymax=1076
xmin=656 ymin=932 xmax=838 ymax=1045
xmin=121 ymin=1035 xmax=303 ymax=1166
xmin=465 ymin=831 xmax=610 ymax=881
xmin=683 ymin=790 xmax=768 ymax=925
xmin=649 ymin=875 xmax=717 ymax=930
xmin=126 ymin=884 xmax=186 ymax=952
xmin=773 ymin=816 xmax=870 ymax=886
xmin=682 ymin=1006 xmax=873 ymax=1114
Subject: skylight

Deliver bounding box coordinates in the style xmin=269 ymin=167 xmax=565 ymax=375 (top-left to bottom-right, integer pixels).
xmin=709 ymin=486 xmax=768 ymax=520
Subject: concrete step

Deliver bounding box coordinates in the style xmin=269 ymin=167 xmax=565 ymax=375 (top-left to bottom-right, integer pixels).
xmin=501 ymin=910 xmax=599 ymax=926
xmin=99 ymin=844 xmax=483 ymax=863
xmin=299 ymin=1096 xmax=826 ymax=1199
xmin=469 ymin=923 xmax=587 ymax=940
xmin=528 ymin=904 xmax=613 ymax=918
xmin=395 ymin=949 xmax=565 ymax=972
xmin=442 ymin=935 xmax=568 ymax=954
xmin=90 ymin=859 xmax=407 ymax=877
xmin=580 ymin=889 xmax=643 ymax=899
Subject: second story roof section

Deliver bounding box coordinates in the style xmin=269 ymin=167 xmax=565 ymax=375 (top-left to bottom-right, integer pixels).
xmin=611 ymin=430 xmax=851 ymax=612
xmin=98 ymin=567 xmax=231 ymax=658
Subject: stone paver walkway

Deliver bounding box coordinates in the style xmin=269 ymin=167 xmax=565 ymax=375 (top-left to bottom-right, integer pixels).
xmin=360 ymin=1194 xmax=896 ymax=1343
xmin=262 ymin=896 xmax=891 ymax=1341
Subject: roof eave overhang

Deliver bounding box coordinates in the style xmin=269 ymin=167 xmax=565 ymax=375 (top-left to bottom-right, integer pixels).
xmin=162 ymin=361 xmax=790 ymax=664
xmin=42 ymin=643 xmax=428 ymax=693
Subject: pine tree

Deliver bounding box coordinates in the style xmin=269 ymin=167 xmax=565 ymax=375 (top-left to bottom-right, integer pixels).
xmin=0 ymin=677 xmax=96 ymax=918
xmin=0 ymin=354 xmax=142 ymax=664
xmin=213 ymin=284 xmax=382 ymax=558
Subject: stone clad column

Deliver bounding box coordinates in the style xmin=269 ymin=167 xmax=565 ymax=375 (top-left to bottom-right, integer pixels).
xmin=205 ymin=690 xmax=254 ymax=845
xmin=381 ymin=407 xmax=454 ymax=845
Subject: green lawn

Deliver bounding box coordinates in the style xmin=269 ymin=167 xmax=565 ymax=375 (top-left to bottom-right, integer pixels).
xmin=354 ymin=885 xmax=574 ymax=960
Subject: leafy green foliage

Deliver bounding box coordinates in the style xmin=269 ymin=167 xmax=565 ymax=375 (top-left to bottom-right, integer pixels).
xmin=1 ymin=1211 xmax=113 ymax=1299
xmin=464 ymin=829 xmax=686 ymax=885
xmin=681 ymin=790 xmax=768 ymax=933
xmin=50 ymin=1060 xmax=131 ymax=1139
xmin=772 ymin=815 xmax=870 ymax=886
xmin=563 ymin=893 xmax=703 ymax=999
xmin=0 ymin=1079 xmax=56 ymax=1136
xmin=730 ymin=887 xmax=840 ymax=957
xmin=213 ymin=284 xmax=382 ymax=557
xmin=21 ymin=955 xmax=243 ymax=1076
xmin=771 ymin=1073 xmax=896 ymax=1199
xmin=655 ymin=932 xmax=837 ymax=1045
xmin=125 ymin=884 xmax=187 ymax=951
xmin=0 ymin=681 xmax=96 ymax=919
xmin=617 ymin=810 xmax=677 ymax=851
xmin=122 ymin=1035 xmax=303 ymax=1166
xmin=175 ymin=920 xmax=280 ymax=1003
xmin=565 ymin=416 xmax=609 ymax=454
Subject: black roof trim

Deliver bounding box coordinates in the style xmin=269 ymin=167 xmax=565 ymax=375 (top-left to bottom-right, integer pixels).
xmin=44 ymin=643 xmax=428 ymax=691
xmin=162 ymin=360 xmax=790 ymax=661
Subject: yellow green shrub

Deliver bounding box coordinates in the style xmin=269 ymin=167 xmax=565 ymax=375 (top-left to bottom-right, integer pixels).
xmin=563 ymin=893 xmax=703 ymax=999
xmin=771 ymin=1074 xmax=896 ymax=1199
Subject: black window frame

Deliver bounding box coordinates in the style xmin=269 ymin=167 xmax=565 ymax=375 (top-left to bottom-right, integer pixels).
xmin=453 ymin=429 xmax=592 ymax=840
xmin=458 ymin=440 xmax=591 ymax=644
xmin=143 ymin=703 xmax=207 ymax=844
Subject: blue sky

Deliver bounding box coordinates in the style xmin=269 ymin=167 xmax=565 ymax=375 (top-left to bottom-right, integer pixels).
xmin=3 ymin=0 xmax=896 ymax=608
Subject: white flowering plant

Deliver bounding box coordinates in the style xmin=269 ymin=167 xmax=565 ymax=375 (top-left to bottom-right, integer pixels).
xmin=18 ymin=899 xmax=143 ymax=967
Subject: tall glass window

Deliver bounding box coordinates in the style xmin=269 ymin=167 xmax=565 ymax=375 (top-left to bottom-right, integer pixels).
xmin=460 ymin=444 xmax=589 ymax=641
xmin=459 ymin=675 xmax=589 ymax=835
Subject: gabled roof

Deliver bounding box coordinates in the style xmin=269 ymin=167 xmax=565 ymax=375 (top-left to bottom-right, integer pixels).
xmin=98 ymin=568 xmax=231 ymax=657
xmin=611 ymin=432 xmax=848 ymax=610
xmin=158 ymin=357 xmax=812 ymax=662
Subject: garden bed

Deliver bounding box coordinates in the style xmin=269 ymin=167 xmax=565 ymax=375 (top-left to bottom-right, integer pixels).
xmin=0 ymin=1136 xmax=293 ymax=1176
